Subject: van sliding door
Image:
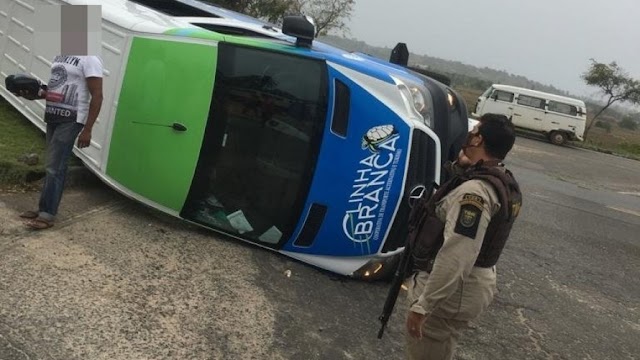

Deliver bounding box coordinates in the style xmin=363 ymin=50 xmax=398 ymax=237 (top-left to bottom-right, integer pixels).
xmin=514 ymin=95 xmax=546 ymax=131
xmin=106 ymin=37 xmax=218 ymax=212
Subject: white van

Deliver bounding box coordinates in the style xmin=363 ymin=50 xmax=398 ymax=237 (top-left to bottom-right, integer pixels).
xmin=472 ymin=84 xmax=587 ymax=145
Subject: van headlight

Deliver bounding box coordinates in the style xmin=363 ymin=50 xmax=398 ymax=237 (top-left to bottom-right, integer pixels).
xmin=352 ymin=253 xmax=403 ymax=281
xmin=392 ymin=75 xmax=434 ymax=127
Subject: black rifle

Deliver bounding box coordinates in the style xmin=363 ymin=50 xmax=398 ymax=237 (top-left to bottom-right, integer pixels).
xmin=377 ymin=184 xmax=435 ymax=339
xmin=377 ymin=227 xmax=412 ymax=339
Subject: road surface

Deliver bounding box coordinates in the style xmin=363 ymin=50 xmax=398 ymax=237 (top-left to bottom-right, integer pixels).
xmin=0 ymin=136 xmax=638 ymax=360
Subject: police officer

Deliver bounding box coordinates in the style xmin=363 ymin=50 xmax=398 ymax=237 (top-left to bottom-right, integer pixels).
xmin=404 ymin=113 xmax=522 ymax=360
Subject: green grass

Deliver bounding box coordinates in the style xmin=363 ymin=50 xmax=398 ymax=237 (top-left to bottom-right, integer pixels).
xmin=573 ymin=140 xmax=640 ymax=160
xmin=573 ymin=126 xmax=640 ymax=160
xmin=0 ymin=96 xmax=47 ymax=184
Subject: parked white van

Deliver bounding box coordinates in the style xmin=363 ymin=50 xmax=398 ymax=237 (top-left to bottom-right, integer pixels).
xmin=472 ymin=84 xmax=587 ymax=145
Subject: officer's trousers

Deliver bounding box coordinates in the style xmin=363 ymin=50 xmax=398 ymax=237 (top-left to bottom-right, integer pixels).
xmin=405 ymin=267 xmax=497 ymax=360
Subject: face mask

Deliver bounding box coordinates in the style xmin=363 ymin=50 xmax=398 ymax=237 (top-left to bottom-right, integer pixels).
xmin=461 ymin=132 xmax=475 ymax=149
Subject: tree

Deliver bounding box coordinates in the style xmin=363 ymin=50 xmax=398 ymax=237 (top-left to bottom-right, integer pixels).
xmin=582 ymin=59 xmax=640 ymax=139
xmin=201 ymin=0 xmax=354 ymax=35
xmin=200 ymin=0 xmax=296 ymax=24
xmin=293 ymin=0 xmax=355 ymax=37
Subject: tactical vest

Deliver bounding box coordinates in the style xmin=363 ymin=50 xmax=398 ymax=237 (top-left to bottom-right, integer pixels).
xmin=408 ymin=161 xmax=522 ymax=272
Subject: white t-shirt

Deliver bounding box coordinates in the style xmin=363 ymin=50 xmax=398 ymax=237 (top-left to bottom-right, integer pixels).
xmin=44 ymin=55 xmax=103 ymax=125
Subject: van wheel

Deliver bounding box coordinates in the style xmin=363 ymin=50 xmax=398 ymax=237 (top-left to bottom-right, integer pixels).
xmin=549 ymin=131 xmax=567 ymax=146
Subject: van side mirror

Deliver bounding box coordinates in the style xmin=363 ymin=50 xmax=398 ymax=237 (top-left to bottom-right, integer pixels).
xmin=390 ymin=42 xmax=409 ymax=66
xmin=282 ymin=15 xmax=315 ymax=48
xmin=491 ymin=93 xmax=498 ymax=101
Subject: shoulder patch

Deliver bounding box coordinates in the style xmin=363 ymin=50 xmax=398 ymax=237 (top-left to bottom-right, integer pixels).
xmin=460 ymin=193 xmax=485 ymax=208
xmin=454 ymin=201 xmax=483 ymax=238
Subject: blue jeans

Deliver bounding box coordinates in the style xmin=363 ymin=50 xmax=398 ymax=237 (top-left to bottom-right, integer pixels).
xmin=38 ymin=121 xmax=84 ymax=221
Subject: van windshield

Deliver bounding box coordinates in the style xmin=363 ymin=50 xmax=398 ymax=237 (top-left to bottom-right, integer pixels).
xmin=182 ymin=43 xmax=328 ymax=247
xmin=481 ymin=86 xmax=493 ymax=99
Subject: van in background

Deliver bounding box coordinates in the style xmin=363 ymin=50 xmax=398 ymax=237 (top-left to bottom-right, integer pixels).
xmin=472 ymin=84 xmax=587 ymax=145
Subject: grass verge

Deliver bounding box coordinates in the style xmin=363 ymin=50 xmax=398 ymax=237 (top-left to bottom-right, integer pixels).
xmin=571 ymin=141 xmax=640 ymax=160
xmin=570 ymin=126 xmax=640 ymax=160
xmin=0 ymin=96 xmax=47 ymax=186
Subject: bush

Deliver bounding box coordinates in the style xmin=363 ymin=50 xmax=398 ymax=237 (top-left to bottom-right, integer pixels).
xmin=619 ymin=117 xmax=639 ymax=131
xmin=595 ymin=121 xmax=612 ymax=133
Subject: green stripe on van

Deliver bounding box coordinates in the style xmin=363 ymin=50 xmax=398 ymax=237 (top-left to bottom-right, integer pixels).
xmin=106 ymin=37 xmax=217 ymax=211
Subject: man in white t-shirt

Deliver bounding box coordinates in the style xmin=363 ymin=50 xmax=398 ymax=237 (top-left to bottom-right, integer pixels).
xmin=15 ymin=55 xmax=103 ymax=229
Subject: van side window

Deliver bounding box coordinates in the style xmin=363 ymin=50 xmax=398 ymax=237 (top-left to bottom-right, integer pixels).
xmin=517 ymin=95 xmax=546 ymax=110
xmin=493 ymin=90 xmax=514 ymax=102
xmin=548 ymin=101 xmax=578 ymax=116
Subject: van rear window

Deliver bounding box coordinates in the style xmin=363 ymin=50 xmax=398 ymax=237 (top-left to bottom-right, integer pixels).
xmin=548 ymin=101 xmax=578 ymax=116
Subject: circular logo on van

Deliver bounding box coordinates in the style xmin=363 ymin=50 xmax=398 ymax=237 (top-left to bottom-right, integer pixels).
xmin=361 ymin=125 xmax=398 ymax=153
xmin=48 ymin=65 xmax=67 ymax=90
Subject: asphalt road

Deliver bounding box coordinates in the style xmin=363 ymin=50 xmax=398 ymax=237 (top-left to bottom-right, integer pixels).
xmin=0 ymin=136 xmax=639 ymax=360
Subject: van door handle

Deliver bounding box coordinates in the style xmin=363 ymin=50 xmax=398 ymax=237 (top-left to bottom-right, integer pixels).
xmin=535 ymin=118 xmax=543 ymax=121
xmin=132 ymin=121 xmax=188 ymax=132
xmin=171 ymin=122 xmax=188 ymax=132
xmin=508 ymin=107 xmax=513 ymax=110
xmin=551 ymin=121 xmax=559 ymax=124
xmin=513 ymin=113 xmax=521 ymax=117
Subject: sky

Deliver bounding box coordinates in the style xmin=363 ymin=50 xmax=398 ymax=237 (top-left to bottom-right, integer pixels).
xmin=346 ymin=0 xmax=640 ymax=98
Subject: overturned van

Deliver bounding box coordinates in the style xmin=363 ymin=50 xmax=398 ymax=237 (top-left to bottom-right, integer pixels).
xmin=0 ymin=0 xmax=470 ymax=280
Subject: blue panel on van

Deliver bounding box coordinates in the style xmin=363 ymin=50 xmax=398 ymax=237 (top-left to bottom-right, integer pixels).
xmin=283 ymin=66 xmax=409 ymax=256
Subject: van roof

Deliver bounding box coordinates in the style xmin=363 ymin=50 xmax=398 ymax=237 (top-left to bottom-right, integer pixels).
xmin=492 ymin=84 xmax=586 ymax=107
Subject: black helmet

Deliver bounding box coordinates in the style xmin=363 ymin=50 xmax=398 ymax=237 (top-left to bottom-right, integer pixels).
xmin=5 ymin=73 xmax=43 ymax=97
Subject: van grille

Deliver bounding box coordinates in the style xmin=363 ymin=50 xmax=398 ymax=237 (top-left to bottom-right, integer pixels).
xmin=381 ymin=130 xmax=437 ymax=253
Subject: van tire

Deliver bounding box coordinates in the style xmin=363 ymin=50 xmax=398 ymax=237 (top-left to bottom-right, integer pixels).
xmin=549 ymin=131 xmax=567 ymax=146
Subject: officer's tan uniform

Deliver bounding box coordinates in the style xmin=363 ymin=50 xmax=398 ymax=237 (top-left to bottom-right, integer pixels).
xmin=405 ymin=178 xmax=501 ymax=360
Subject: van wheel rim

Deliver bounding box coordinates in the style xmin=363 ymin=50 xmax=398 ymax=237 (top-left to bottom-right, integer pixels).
xmin=553 ymin=133 xmax=564 ymax=143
